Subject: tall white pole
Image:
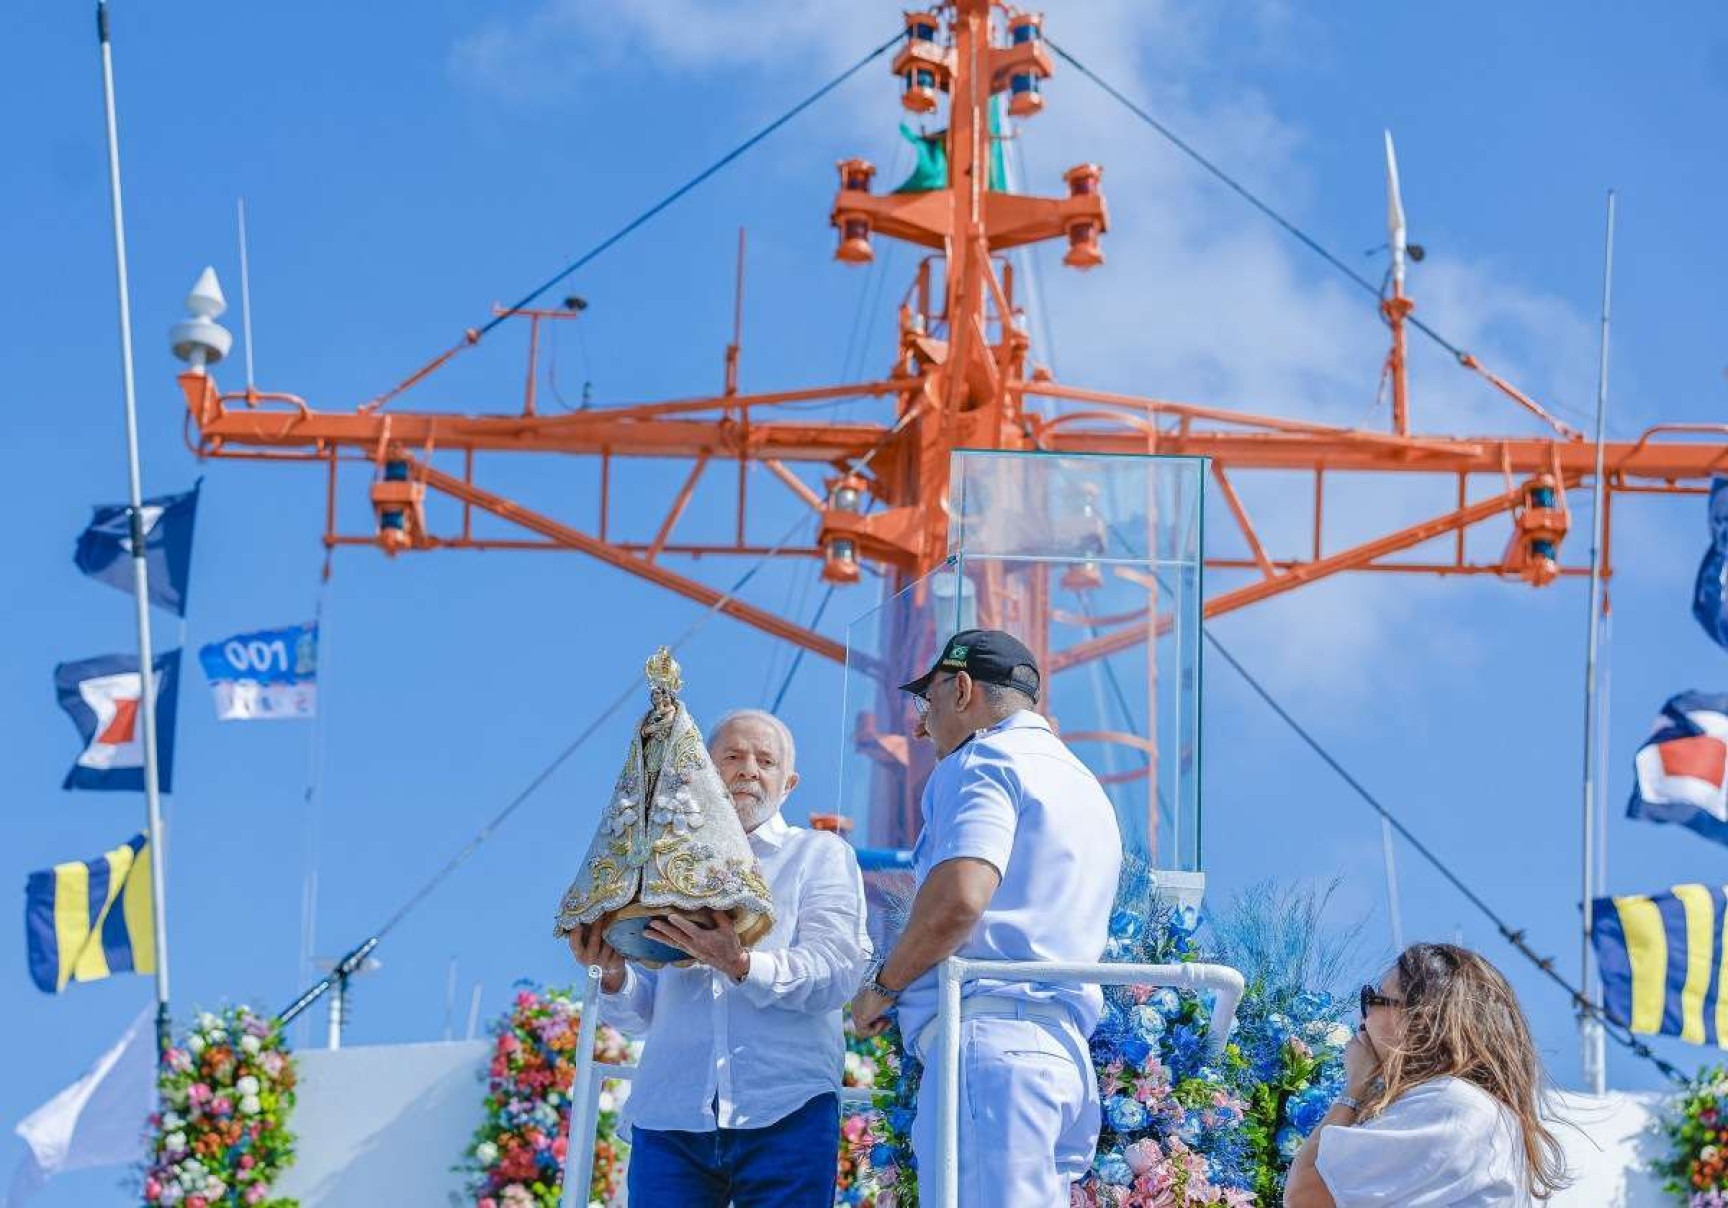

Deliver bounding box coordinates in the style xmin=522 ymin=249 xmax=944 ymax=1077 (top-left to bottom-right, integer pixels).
xmin=96 ymin=0 xmax=172 ymax=1064
xmin=236 ymin=197 xmax=256 ymax=390
xmin=1579 ymin=190 xmax=1616 ymax=1095
xmin=1380 ymin=816 xmax=1406 ymax=953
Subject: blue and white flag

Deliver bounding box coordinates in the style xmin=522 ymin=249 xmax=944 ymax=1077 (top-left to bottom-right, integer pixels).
xmin=54 ymin=652 xmax=180 ymax=792
xmin=73 ymin=483 xmax=199 ymax=617
xmin=1693 ymin=477 xmax=1728 ymax=651
xmin=198 ymin=623 xmax=317 ymax=721
xmin=1627 ymin=691 xmax=1728 ymax=847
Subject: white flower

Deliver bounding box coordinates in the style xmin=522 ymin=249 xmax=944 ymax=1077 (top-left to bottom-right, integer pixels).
xmin=236 ymin=1075 xmax=260 ymax=1097
xmin=240 ymin=1034 xmax=262 ymax=1055
xmin=1324 ymin=1023 xmax=1353 ymax=1049
xmin=475 ymin=1140 xmax=499 ymax=1166
xmin=607 ymin=794 xmax=641 ymax=836
xmin=161 ymin=1111 xmax=183 ymax=1130
xmin=165 ymin=1131 xmax=187 ymax=1155
xmin=204 ymin=1178 xmax=226 ymax=1199
xmin=186 ymin=1035 xmax=206 ymax=1054
xmin=196 ymin=1011 xmax=219 ymax=1030
xmin=240 ymin=1094 xmax=262 ymax=1115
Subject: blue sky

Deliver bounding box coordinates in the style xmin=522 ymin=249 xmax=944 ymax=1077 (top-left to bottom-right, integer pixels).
xmin=4 ymin=1 xmax=1728 ymax=1201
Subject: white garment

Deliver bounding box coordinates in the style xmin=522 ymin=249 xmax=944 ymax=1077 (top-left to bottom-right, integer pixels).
xmin=911 ymin=1009 xmax=1101 ymax=1208
xmin=1316 ymin=1076 xmax=1532 ymax=1206
xmin=599 ymin=811 xmax=870 ymax=1132
xmin=897 ymin=711 xmax=1124 ymax=1053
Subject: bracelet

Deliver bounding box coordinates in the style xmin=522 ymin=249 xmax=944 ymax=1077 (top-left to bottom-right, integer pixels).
xmin=1335 ymin=1094 xmax=1360 ymax=1113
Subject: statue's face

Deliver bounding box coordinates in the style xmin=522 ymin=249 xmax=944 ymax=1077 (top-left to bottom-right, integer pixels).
xmin=710 ymin=717 xmax=799 ymax=832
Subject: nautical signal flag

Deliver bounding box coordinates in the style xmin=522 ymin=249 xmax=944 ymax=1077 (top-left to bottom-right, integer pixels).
xmin=198 ymin=622 xmax=318 ymax=721
xmin=1626 ymin=691 xmax=1728 ymax=847
xmin=25 ymin=834 xmax=155 ymax=994
xmin=1694 ymin=478 xmax=1728 ymax=651
xmin=54 ymin=651 xmax=180 ymax=792
xmin=72 ymin=482 xmax=199 ymax=617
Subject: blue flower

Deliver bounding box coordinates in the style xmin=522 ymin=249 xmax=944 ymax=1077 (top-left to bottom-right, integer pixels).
xmin=1130 ymin=1004 xmax=1166 ymax=1041
xmin=1277 ymin=1125 xmax=1303 ymax=1161
xmin=1104 ymin=1094 xmax=1148 ymax=1132
xmin=1194 ymin=1064 xmax=1223 ymax=1084
xmin=1291 ymin=990 xmax=1332 ymax=1018
xmin=1150 ymin=988 xmax=1181 ymax=1016
xmin=870 ymin=1144 xmax=898 ymax=1168
xmin=1177 ymin=1113 xmax=1203 ymax=1145
xmin=1109 ymin=909 xmax=1144 ymax=941
xmin=1287 ymin=1086 xmax=1330 ymax=1133
xmin=1096 ymin=1153 xmax=1134 ymax=1186
xmin=1118 ymin=1035 xmax=1152 ymax=1068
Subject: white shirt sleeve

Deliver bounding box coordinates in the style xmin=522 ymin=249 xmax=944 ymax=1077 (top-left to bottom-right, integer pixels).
xmin=598 ymin=963 xmax=658 ymax=1037
xmin=929 ymin=750 xmax=1018 ymax=877
xmin=1316 ymin=1079 xmax=1523 ymax=1206
xmin=736 ymin=835 xmax=872 ymax=1013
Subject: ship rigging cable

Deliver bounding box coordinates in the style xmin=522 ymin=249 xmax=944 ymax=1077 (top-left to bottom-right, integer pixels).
xmin=1048 ymin=36 xmax=1599 ymax=439
xmin=360 ymin=30 xmax=901 ymax=415
xmin=1203 ymin=628 xmax=1684 ymax=1084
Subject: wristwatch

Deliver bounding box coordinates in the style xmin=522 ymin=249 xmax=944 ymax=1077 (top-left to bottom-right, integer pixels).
xmin=863 ymin=960 xmax=902 ymax=1001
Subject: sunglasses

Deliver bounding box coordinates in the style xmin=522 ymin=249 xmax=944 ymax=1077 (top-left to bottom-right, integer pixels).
xmin=1360 ymin=984 xmax=1406 ymax=1018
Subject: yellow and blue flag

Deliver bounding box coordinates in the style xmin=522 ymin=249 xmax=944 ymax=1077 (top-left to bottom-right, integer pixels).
xmin=25 ymin=834 xmax=155 ymax=994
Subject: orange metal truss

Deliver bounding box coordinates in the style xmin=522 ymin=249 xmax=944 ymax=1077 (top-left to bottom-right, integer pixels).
xmin=175 ymin=0 xmax=1726 ymax=848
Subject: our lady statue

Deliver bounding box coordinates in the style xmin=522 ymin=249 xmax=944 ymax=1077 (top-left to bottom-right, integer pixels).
xmin=553 ymin=648 xmax=773 ymax=965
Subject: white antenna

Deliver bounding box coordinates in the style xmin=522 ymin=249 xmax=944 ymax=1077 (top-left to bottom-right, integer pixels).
xmin=1384 ymin=130 xmax=1408 ymax=294
xmin=237 ymin=197 xmax=257 ymax=390
xmin=465 ymin=983 xmax=484 ymax=1040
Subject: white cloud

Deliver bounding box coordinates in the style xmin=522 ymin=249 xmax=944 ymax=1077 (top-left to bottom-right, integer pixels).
xmin=448 ymin=1 xmax=1602 ymax=709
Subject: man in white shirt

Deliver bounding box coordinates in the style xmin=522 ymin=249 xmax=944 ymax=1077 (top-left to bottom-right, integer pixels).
xmin=567 ymin=708 xmax=870 ymax=1207
xmin=851 ymin=629 xmax=1123 ymax=1207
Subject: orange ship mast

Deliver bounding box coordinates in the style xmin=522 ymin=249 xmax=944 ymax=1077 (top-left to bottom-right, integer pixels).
xmin=172 ymin=0 xmax=1728 ymax=851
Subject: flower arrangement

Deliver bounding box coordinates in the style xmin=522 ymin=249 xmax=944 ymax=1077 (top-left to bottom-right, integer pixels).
xmin=458 ymin=983 xmax=639 ymax=1208
xmin=836 ymin=1015 xmax=900 ymax=1206
xmin=142 ymin=1006 xmax=298 ymax=1207
xmin=1656 ymin=1065 xmax=1728 ymax=1204
xmin=857 ymin=866 xmax=1354 ymax=1207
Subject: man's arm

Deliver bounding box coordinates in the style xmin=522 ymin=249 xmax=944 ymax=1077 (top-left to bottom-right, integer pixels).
xmin=570 ymin=925 xmax=657 ymax=1035
xmin=883 ymin=857 xmax=1000 ymax=990
xmin=733 ymin=838 xmax=872 ymax=1013
xmin=851 ymin=856 xmax=1000 ymax=1035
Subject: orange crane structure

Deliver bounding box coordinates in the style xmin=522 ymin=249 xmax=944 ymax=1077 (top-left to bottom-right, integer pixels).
xmin=171 ymin=0 xmax=1728 ymax=855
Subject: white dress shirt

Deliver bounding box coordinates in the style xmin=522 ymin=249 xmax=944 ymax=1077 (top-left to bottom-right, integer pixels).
xmin=599 ymin=810 xmax=871 ymax=1132
xmin=896 ymin=710 xmax=1124 ymax=1057
xmin=1317 ymin=1076 xmax=1532 ymax=1206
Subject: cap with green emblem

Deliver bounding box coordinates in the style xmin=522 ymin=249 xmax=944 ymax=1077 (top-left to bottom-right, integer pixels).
xmin=897 ymin=627 xmax=1041 ymax=702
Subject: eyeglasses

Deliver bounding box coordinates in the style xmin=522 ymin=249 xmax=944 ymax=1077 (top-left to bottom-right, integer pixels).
xmin=1360 ymin=983 xmax=1405 ymax=1018
xmin=909 ymin=674 xmax=955 ymax=720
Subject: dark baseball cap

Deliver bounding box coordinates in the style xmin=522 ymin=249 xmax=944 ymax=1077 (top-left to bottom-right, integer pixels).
xmin=898 ymin=628 xmax=1041 ymax=702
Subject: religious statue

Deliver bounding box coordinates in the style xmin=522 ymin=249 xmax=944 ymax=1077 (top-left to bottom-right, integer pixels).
xmin=553 ymin=648 xmax=773 ymax=966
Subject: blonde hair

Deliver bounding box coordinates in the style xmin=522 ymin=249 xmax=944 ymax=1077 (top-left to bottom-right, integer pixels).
xmin=1362 ymin=943 xmax=1568 ymax=1199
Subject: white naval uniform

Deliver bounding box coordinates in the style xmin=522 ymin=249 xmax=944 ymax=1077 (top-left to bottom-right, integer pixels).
xmin=896 ymin=711 xmax=1124 ymax=1207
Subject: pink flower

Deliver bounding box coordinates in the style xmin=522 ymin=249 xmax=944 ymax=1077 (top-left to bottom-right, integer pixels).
xmin=144 ymin=1177 xmax=162 ymax=1199
xmin=212 ymin=1097 xmax=233 ymax=1117
xmin=188 ymin=1083 xmax=212 ymax=1104
xmin=1124 ymin=1138 xmax=1163 ymax=1175
xmin=238 ymin=1153 xmax=255 ymax=1170
xmin=479 ymin=1200 xmax=498 ymax=1208
xmin=551 ymin=1135 xmax=568 ymax=1162
xmin=245 ymin=1185 xmax=267 ymax=1205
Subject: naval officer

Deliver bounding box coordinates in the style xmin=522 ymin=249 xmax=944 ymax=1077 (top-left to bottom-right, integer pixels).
xmin=850 ymin=629 xmax=1124 ymax=1206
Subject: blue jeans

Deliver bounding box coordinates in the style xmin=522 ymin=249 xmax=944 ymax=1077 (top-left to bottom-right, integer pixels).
xmin=627 ymin=1092 xmax=839 ymax=1208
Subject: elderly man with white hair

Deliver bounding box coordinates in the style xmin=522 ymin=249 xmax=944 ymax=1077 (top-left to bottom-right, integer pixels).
xmin=567 ymin=708 xmax=871 ymax=1208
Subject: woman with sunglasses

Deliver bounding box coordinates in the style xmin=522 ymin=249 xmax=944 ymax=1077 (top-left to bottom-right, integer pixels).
xmin=1283 ymin=943 xmax=1568 ymax=1206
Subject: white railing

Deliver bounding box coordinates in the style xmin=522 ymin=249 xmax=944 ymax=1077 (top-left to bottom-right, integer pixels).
xmin=559 ymin=956 xmax=1243 ymax=1208
xmin=930 ymin=956 xmax=1245 ymax=1208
